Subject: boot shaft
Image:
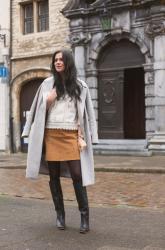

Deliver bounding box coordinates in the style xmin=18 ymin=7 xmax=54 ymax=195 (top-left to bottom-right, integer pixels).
xmin=49 ymin=179 xmax=64 ymax=213
xmin=49 ymin=179 xmax=65 ymax=230
xmin=73 ymin=181 xmax=89 ymax=233
xmin=73 ymin=181 xmax=89 ymax=211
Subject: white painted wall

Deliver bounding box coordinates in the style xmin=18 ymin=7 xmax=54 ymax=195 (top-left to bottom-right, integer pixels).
xmin=0 ymin=0 xmax=10 ymax=151
xmin=0 ymin=81 xmax=7 ymax=150
xmin=0 ymin=0 xmax=10 ymax=61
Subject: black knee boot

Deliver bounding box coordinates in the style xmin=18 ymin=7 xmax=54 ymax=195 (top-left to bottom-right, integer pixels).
xmin=49 ymin=179 xmax=65 ymax=230
xmin=73 ymin=181 xmax=89 ymax=233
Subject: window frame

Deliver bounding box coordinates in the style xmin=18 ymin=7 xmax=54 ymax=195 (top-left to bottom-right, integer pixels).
xmin=37 ymin=0 xmax=49 ymax=32
xmin=23 ymin=2 xmax=34 ymax=35
xmin=20 ymin=0 xmax=49 ymax=35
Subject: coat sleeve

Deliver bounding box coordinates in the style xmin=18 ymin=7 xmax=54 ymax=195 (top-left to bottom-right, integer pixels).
xmin=21 ymin=85 xmax=42 ymax=137
xmin=86 ymin=86 xmax=99 ymax=144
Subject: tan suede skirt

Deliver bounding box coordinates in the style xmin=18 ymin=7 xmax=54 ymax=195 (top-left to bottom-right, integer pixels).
xmin=44 ymin=128 xmax=80 ymax=161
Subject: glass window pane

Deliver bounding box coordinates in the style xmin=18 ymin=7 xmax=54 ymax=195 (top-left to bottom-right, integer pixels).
xmin=38 ymin=1 xmax=49 ymax=32
xmin=24 ymin=3 xmax=34 ymax=34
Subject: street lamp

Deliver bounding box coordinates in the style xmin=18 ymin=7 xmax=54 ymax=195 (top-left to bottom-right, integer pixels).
xmin=100 ymin=1 xmax=112 ymax=31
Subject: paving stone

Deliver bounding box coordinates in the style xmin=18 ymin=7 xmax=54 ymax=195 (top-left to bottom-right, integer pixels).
xmin=1 ymin=168 xmax=165 ymax=209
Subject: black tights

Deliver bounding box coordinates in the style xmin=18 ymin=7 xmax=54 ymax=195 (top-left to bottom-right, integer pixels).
xmin=48 ymin=160 xmax=82 ymax=183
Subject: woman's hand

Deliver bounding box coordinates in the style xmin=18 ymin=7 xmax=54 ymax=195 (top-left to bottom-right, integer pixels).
xmin=46 ymin=88 xmax=57 ymax=109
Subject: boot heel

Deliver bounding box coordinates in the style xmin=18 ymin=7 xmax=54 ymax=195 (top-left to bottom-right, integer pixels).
xmin=79 ymin=210 xmax=89 ymax=233
xmin=56 ymin=212 xmax=65 ymax=230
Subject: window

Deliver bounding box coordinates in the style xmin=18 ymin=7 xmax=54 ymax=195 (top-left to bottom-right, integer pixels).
xmin=22 ymin=1 xmax=49 ymax=35
xmin=38 ymin=0 xmax=49 ymax=32
xmin=24 ymin=3 xmax=34 ymax=34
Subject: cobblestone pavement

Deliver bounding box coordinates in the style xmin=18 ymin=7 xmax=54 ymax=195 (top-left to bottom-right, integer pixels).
xmin=1 ymin=154 xmax=165 ymax=249
xmin=1 ymin=153 xmax=165 ymax=173
xmin=1 ymin=168 xmax=165 ymax=209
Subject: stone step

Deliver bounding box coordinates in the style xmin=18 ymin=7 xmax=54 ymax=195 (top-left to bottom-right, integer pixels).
xmin=95 ymin=139 xmax=148 ymax=150
xmin=93 ymin=139 xmax=151 ymax=156
xmin=98 ymin=139 xmax=147 ymax=145
xmin=93 ymin=149 xmax=152 ymax=156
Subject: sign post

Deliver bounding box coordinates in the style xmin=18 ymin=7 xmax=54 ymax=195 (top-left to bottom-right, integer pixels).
xmin=0 ymin=66 xmax=8 ymax=78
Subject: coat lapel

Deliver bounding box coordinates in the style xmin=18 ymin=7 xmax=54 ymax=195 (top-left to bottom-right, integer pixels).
xmin=77 ymin=79 xmax=87 ymax=114
xmin=43 ymin=76 xmax=54 ymax=91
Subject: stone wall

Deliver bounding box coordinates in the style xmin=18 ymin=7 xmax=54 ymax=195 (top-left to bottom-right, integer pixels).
xmin=11 ymin=0 xmax=70 ymax=151
xmin=11 ymin=0 xmax=70 ymax=78
xmin=12 ymin=55 xmax=51 ymax=80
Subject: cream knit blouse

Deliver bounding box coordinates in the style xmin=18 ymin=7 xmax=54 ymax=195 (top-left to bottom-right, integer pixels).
xmin=45 ymin=94 xmax=78 ymax=130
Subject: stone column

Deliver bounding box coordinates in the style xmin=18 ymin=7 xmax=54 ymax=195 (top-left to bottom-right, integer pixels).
xmin=86 ymin=68 xmax=98 ymax=123
xmin=147 ymin=25 xmax=165 ymax=152
xmin=74 ymin=45 xmax=86 ymax=81
xmin=143 ymin=63 xmax=155 ymax=140
xmin=70 ymin=30 xmax=91 ymax=81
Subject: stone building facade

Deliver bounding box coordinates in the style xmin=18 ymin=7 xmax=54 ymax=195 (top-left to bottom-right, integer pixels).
xmin=11 ymin=0 xmax=69 ymax=152
xmin=61 ymin=0 xmax=165 ymax=154
xmin=11 ymin=0 xmax=165 ymax=155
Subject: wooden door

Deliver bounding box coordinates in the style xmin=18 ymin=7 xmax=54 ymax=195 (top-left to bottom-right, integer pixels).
xmin=97 ymin=39 xmax=145 ymax=139
xmin=20 ymin=78 xmax=44 ymax=152
xmin=98 ymin=70 xmax=124 ymax=139
xmin=124 ymin=68 xmax=145 ymax=139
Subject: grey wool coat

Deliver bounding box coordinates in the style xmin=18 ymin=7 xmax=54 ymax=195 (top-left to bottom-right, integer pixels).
xmin=22 ymin=76 xmax=98 ymax=186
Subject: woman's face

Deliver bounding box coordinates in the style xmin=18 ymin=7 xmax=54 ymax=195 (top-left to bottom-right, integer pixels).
xmin=54 ymin=52 xmax=65 ymax=73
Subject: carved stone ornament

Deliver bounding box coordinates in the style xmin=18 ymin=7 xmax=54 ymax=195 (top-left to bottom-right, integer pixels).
xmin=91 ymin=0 xmax=123 ymax=7
xmin=62 ymin=0 xmax=81 ymax=12
xmin=148 ymin=73 xmax=154 ymax=84
xmin=132 ymin=0 xmax=142 ymax=5
xmin=103 ymin=81 xmax=115 ymax=104
xmin=145 ymin=21 xmax=165 ymax=38
xmin=69 ymin=33 xmax=91 ymax=45
xmin=91 ymin=0 xmax=108 ymax=6
xmin=132 ymin=0 xmax=157 ymax=5
xmin=62 ymin=0 xmax=121 ymax=12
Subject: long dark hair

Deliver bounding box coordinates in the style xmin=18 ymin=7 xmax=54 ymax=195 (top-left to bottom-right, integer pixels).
xmin=51 ymin=49 xmax=81 ymax=100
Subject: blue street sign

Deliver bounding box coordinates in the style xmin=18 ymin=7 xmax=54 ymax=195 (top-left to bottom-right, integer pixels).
xmin=0 ymin=67 xmax=8 ymax=77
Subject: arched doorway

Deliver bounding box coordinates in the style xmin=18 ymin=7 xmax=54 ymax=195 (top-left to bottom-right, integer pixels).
xmin=20 ymin=78 xmax=44 ymax=152
xmin=97 ymin=39 xmax=145 ymax=139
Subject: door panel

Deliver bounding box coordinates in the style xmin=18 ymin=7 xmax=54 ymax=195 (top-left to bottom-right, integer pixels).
xmin=98 ymin=70 xmax=124 ymax=139
xmin=124 ymin=68 xmax=145 ymax=139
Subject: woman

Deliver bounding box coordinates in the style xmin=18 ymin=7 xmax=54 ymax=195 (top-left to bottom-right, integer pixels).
xmin=22 ymin=49 xmax=98 ymax=233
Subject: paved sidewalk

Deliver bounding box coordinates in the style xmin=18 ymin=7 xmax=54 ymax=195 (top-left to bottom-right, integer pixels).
xmin=1 ymin=154 xmax=165 ymax=249
xmin=0 ymin=153 xmax=165 ymax=173
xmin=1 ymin=195 xmax=165 ymax=250
xmin=1 ymin=153 xmax=165 ymax=209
